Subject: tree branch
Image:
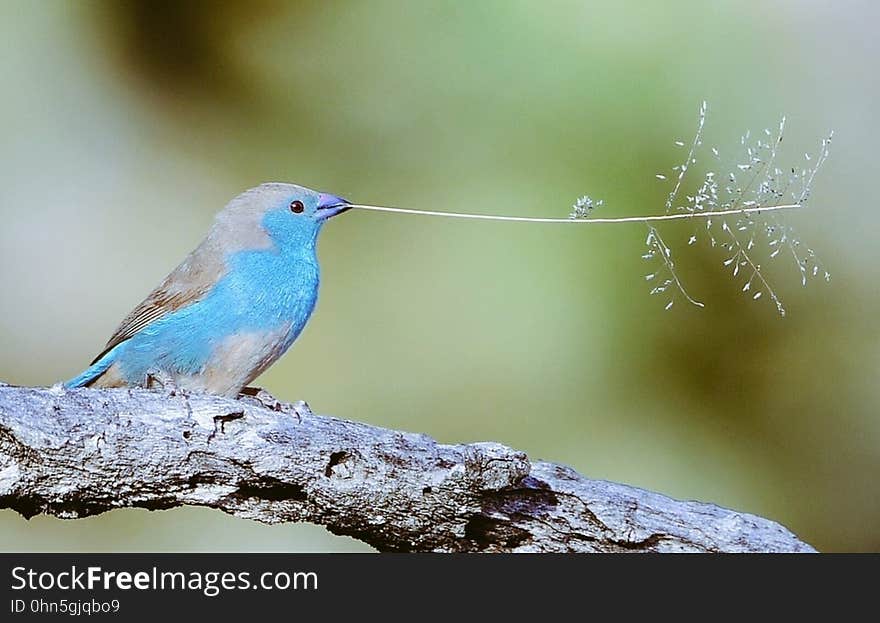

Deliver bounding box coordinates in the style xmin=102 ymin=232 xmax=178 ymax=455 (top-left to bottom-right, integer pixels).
xmin=0 ymin=383 xmax=814 ymax=552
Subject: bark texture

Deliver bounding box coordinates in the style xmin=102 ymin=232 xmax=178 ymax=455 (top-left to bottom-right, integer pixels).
xmin=0 ymin=384 xmax=815 ymax=552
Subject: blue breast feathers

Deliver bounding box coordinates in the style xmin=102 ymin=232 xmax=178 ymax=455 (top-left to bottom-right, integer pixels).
xmin=113 ymin=242 xmax=320 ymax=384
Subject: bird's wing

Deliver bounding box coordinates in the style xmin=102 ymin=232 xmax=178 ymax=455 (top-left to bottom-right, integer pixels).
xmin=90 ymin=244 xmax=226 ymax=364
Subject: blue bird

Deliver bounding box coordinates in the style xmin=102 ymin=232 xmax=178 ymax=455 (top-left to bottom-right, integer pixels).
xmin=66 ymin=183 xmax=350 ymax=397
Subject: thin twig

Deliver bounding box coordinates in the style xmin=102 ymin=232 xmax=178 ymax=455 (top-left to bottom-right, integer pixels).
xmin=348 ymin=203 xmax=804 ymax=225
xmin=645 ymin=225 xmax=705 ymax=308
xmin=665 ymin=100 xmax=707 ymax=214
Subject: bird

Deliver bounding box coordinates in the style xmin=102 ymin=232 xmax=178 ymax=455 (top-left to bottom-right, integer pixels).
xmin=65 ymin=182 xmax=351 ymax=397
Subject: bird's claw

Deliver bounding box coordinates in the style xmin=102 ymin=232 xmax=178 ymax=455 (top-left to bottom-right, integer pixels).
xmin=239 ymin=387 xmax=310 ymax=421
xmin=239 ymin=386 xmax=280 ymax=409
xmin=145 ymin=371 xmax=185 ymax=397
xmin=291 ymin=400 xmax=312 ymax=420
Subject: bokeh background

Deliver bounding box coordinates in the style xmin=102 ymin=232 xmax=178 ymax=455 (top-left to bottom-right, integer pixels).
xmin=1 ymin=0 xmax=877 ymax=552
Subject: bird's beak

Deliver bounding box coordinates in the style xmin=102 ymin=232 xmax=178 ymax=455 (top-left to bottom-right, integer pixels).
xmin=315 ymin=193 xmax=352 ymax=220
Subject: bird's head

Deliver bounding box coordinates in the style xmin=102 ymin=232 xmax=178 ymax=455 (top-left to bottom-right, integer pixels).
xmin=214 ymin=182 xmax=351 ymax=253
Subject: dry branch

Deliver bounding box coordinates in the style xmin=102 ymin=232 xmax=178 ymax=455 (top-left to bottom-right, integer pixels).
xmin=0 ymin=383 xmax=814 ymax=553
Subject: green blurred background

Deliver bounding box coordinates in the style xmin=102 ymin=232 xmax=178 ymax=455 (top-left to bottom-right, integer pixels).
xmin=1 ymin=0 xmax=877 ymax=552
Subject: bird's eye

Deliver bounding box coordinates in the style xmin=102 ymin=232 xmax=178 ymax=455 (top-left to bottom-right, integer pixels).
xmin=289 ymin=200 xmax=305 ymax=214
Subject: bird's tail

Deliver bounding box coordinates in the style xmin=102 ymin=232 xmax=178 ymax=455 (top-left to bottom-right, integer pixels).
xmin=64 ymin=349 xmax=118 ymax=389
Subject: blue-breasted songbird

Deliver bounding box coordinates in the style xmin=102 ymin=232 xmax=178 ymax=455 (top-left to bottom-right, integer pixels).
xmin=65 ymin=183 xmax=350 ymax=397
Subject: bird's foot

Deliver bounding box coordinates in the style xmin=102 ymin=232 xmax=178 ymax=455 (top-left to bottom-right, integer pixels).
xmin=145 ymin=370 xmax=186 ymax=397
xmin=291 ymin=400 xmax=313 ymax=421
xmin=240 ymin=386 xmax=278 ymax=408
xmin=239 ymin=386 xmax=311 ymax=421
